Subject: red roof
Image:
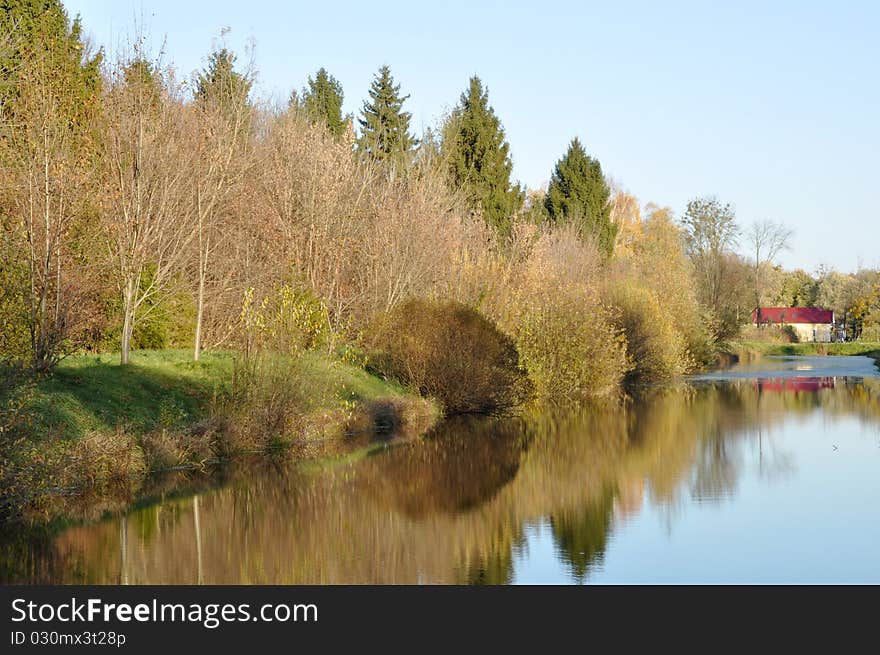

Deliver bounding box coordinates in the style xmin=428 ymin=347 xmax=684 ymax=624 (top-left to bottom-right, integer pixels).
xmin=751 ymin=307 xmax=833 ymax=324
xmin=755 ymin=377 xmax=836 ymax=393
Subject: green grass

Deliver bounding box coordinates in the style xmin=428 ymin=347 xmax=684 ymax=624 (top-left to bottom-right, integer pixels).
xmin=0 ymin=348 xmax=438 ymax=525
xmin=295 ymin=350 xmax=410 ymax=409
xmin=6 ymin=349 xmax=412 ymax=446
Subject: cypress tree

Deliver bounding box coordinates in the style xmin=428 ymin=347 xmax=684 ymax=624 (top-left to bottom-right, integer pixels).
xmin=357 ymin=65 xmax=417 ymax=165
xmin=443 ymin=76 xmax=523 ymax=238
xmin=545 ymin=138 xmax=616 ymax=256
xmin=300 ymin=67 xmax=347 ymax=137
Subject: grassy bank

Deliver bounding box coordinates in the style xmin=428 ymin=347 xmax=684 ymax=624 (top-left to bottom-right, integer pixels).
xmin=725 ymin=341 xmax=880 ymax=365
xmin=0 ymin=349 xmax=439 ymax=524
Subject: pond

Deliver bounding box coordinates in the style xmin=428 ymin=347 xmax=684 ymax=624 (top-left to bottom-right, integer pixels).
xmin=2 ymin=355 xmax=879 ymax=584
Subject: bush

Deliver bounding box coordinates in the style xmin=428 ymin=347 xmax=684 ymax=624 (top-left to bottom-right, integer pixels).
xmin=239 ymin=283 xmax=336 ymax=356
xmin=738 ymin=324 xmax=798 ymax=344
xmin=209 ymin=355 xmax=309 ymax=454
xmin=512 ymin=287 xmax=629 ymax=400
xmin=365 ymin=299 xmax=530 ymax=414
xmin=492 ymin=227 xmax=630 ymax=401
xmin=604 ymin=282 xmax=686 ymax=386
xmin=858 ymin=325 xmax=880 ymax=342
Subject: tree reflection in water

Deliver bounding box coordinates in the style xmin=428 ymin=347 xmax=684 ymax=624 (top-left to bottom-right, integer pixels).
xmin=2 ymin=374 xmax=878 ymax=584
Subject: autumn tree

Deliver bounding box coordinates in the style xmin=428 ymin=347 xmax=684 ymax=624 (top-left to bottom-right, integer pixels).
xmin=680 ymin=196 xmax=742 ymax=339
xmin=774 ymin=269 xmax=819 ymax=307
xmin=357 ymin=65 xmax=417 ymax=167
xmin=0 ymin=0 xmax=102 ymax=370
xmin=746 ymin=219 xmax=793 ymax=314
xmin=189 ymin=46 xmax=254 ymax=361
xmin=443 ymin=76 xmax=523 ymax=238
xmin=609 ymin=183 xmax=642 ymax=256
xmin=102 ymin=54 xmax=196 ymax=364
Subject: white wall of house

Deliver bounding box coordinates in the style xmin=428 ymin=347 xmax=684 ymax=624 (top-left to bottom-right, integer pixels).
xmin=789 ymin=323 xmax=833 ymax=343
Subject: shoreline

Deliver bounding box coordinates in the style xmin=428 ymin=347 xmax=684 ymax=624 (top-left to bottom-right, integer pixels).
xmin=0 ymin=349 xmax=441 ymax=526
xmin=719 ymin=341 xmax=880 ymax=369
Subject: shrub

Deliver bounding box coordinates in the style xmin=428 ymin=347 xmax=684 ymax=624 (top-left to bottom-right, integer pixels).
xmin=239 ymin=283 xmax=336 ymax=357
xmin=493 ymin=227 xmax=630 ymax=401
xmin=604 ymin=281 xmax=686 ymax=386
xmin=209 ymin=355 xmax=308 ymax=454
xmin=739 ymin=324 xmax=798 ymax=344
xmin=858 ymin=325 xmax=880 ymax=342
xmin=511 ymin=287 xmax=629 ymax=400
xmin=365 ymin=299 xmax=530 ymax=414
xmin=60 ymin=430 xmax=146 ymax=493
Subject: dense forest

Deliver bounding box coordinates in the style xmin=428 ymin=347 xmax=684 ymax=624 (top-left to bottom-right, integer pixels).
xmin=1 ymin=2 xmax=879 ymax=521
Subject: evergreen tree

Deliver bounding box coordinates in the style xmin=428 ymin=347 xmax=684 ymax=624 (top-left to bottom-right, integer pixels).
xmin=0 ymin=0 xmax=103 ymax=370
xmin=300 ymin=67 xmax=347 ymax=137
xmin=357 ymin=65 xmax=417 ymax=165
xmin=443 ymin=76 xmax=523 ymax=238
xmin=0 ymin=0 xmax=102 ymax=111
xmin=195 ymin=47 xmax=251 ymax=113
xmin=545 ymin=138 xmax=616 ymax=256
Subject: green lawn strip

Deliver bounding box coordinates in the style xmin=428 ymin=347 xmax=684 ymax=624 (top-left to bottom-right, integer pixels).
xmin=7 ymin=349 xmax=413 ymax=446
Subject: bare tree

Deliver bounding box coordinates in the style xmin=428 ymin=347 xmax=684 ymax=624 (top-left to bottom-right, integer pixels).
xmin=102 ymin=53 xmax=196 ymax=364
xmin=747 ymin=219 xmax=793 ymax=316
xmin=0 ymin=27 xmax=100 ymax=370
xmin=188 ymin=49 xmax=254 ymax=361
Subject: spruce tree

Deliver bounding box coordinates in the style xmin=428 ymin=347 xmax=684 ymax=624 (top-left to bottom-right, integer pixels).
xmin=0 ymin=0 xmax=102 ymax=111
xmin=300 ymin=67 xmax=347 ymax=137
xmin=195 ymin=48 xmax=251 ymax=113
xmin=443 ymin=76 xmax=523 ymax=238
xmin=545 ymin=138 xmax=616 ymax=256
xmin=357 ymin=65 xmax=417 ymax=165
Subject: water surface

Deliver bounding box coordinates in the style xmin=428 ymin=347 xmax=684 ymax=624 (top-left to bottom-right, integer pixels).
xmin=3 ymin=355 xmax=879 ymax=584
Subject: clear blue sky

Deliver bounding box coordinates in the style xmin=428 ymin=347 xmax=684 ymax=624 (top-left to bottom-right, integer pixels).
xmin=64 ymin=0 xmax=879 ymax=273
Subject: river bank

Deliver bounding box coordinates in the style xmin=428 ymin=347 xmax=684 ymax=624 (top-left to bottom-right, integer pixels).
xmin=722 ymin=341 xmax=880 ymax=368
xmin=5 ymin=355 xmax=879 ymax=584
xmin=0 ymin=349 xmax=439 ymax=525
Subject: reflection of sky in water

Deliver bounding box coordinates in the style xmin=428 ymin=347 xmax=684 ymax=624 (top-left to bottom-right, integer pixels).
xmin=512 ymin=411 xmax=880 ymax=584
xmin=692 ymin=355 xmax=879 ymax=381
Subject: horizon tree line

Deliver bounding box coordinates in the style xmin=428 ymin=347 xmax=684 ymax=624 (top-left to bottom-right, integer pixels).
xmin=2 ymin=0 xmax=877 ymax=376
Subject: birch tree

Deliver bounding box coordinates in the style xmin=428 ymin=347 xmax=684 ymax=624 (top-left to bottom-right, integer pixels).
xmin=102 ymin=54 xmax=195 ymax=364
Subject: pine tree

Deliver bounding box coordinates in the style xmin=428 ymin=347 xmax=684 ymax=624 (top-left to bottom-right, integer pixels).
xmin=300 ymin=67 xmax=347 ymax=137
xmin=357 ymin=65 xmax=417 ymax=165
xmin=195 ymin=48 xmax=251 ymax=113
xmin=443 ymin=76 xmax=523 ymax=238
xmin=545 ymin=138 xmax=616 ymax=256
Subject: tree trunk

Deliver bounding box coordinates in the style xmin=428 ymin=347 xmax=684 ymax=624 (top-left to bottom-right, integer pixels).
xmin=121 ymin=277 xmax=134 ymax=365
xmin=193 ymin=269 xmax=205 ymax=362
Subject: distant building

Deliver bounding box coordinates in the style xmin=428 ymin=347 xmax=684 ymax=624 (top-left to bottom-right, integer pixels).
xmin=751 ymin=307 xmax=834 ymax=342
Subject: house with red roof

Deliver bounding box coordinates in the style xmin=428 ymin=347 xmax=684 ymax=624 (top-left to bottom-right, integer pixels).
xmin=751 ymin=307 xmax=834 ymax=342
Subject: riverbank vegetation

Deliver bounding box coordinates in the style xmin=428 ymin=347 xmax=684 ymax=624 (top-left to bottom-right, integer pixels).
xmin=8 ymin=376 xmax=879 ymax=584
xmin=3 ymin=2 xmax=880 ymax=522
xmin=0 ymin=349 xmax=437 ymax=522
